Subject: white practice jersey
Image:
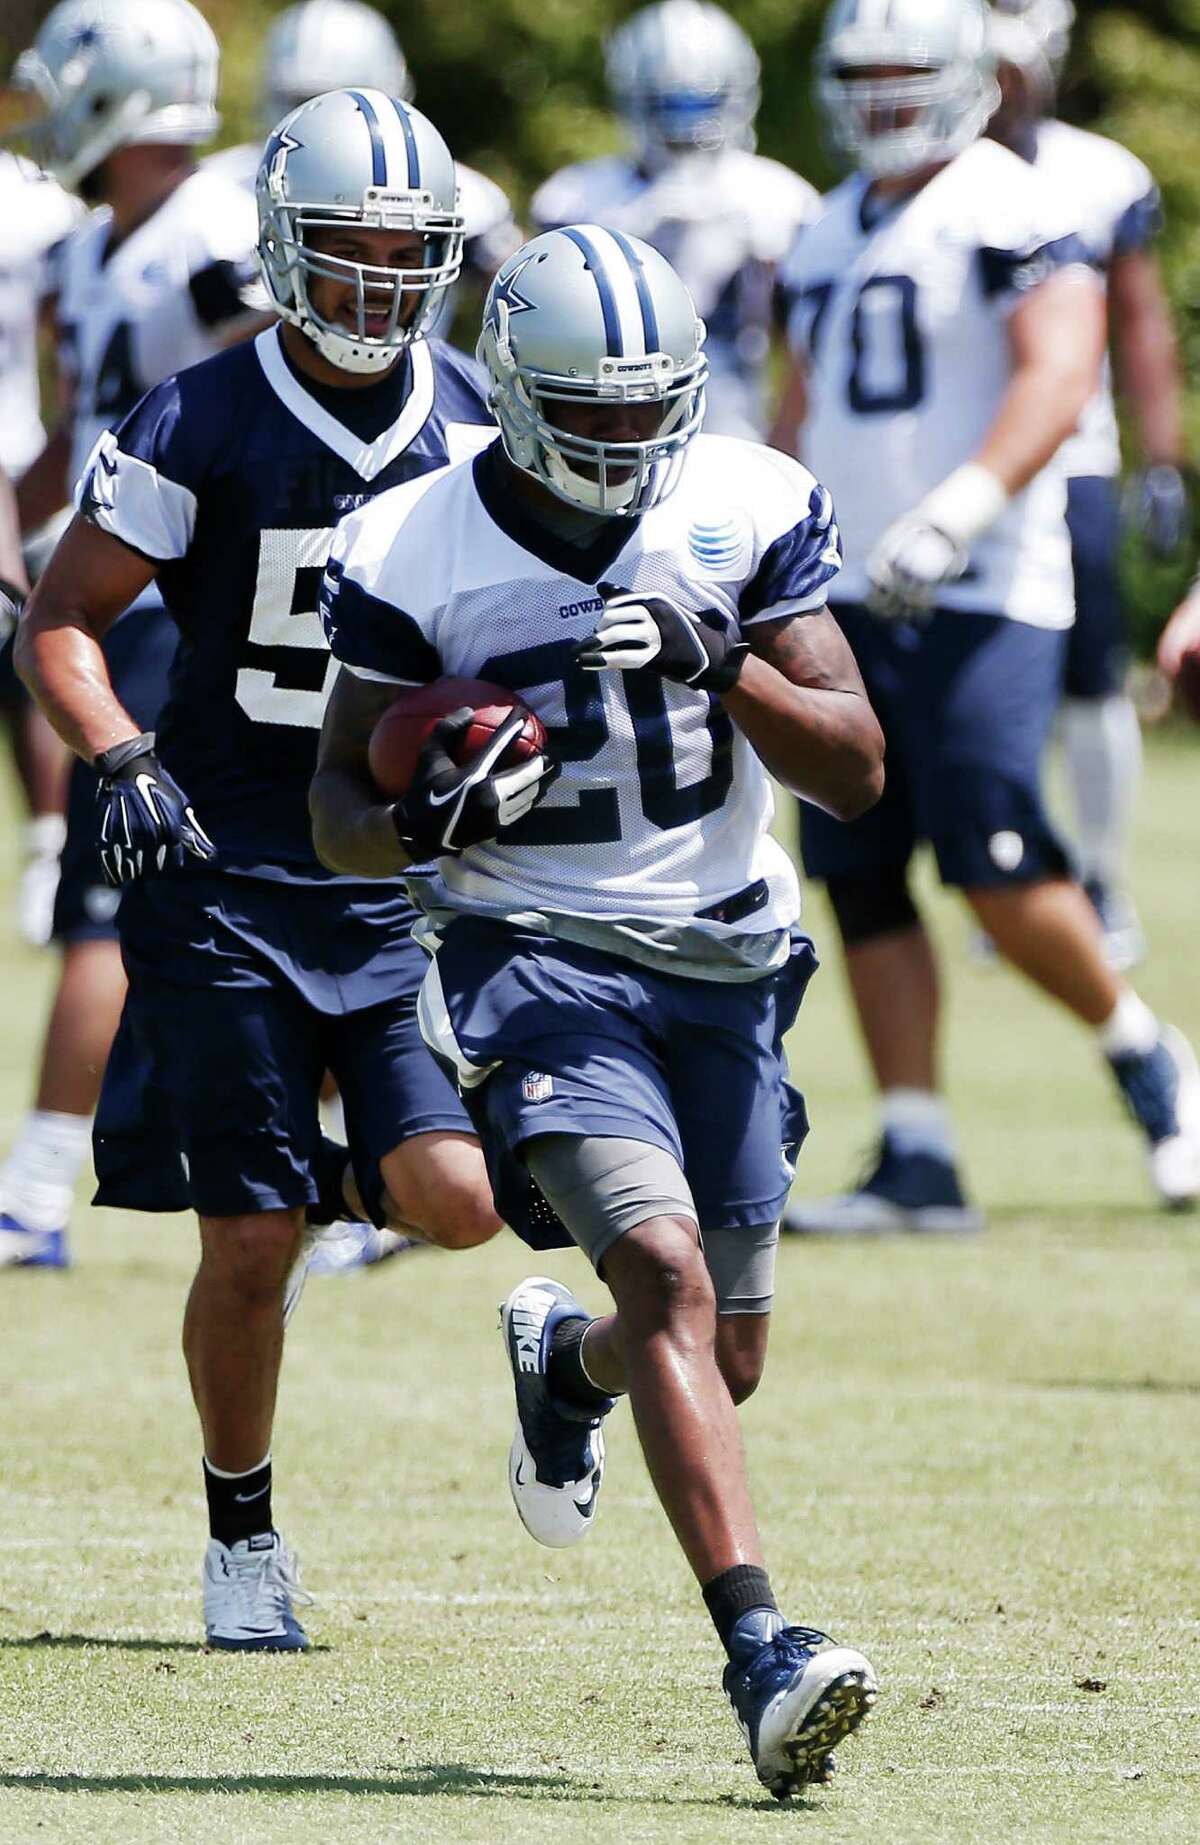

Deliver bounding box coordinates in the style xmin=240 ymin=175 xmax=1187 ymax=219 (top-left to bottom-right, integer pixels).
xmin=322 ymin=435 xmax=844 ymax=978
xmin=56 ymin=165 xmax=263 ymax=494
xmin=532 ymin=149 xmax=818 ymax=441
xmin=0 ymin=154 xmax=82 ymax=476
xmin=782 ymin=138 xmax=1095 ymax=628
xmin=1028 ymin=121 xmax=1161 ymax=480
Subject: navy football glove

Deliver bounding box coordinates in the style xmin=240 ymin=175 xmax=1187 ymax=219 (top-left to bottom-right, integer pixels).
xmin=391 ymin=708 xmax=558 ymax=860
xmin=1128 ymin=464 xmax=1190 ymax=560
xmin=576 ymin=586 xmax=748 ymax=692
xmin=94 ymin=733 xmax=216 ymax=886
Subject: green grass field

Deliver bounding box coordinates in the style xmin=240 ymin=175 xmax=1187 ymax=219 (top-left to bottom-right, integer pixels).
xmin=1 ymin=733 xmax=1198 ymax=1845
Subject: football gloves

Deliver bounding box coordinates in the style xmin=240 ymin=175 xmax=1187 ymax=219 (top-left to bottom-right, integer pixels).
xmin=576 ymin=586 xmax=747 ymax=692
xmin=94 ymin=733 xmax=216 ymax=886
xmin=391 ymin=708 xmax=558 ymax=860
xmin=1128 ymin=464 xmax=1190 ymax=560
xmin=866 ymin=514 xmax=969 ymax=621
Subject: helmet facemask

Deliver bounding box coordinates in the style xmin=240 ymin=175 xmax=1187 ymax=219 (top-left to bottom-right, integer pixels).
xmin=820 ymin=60 xmax=998 ymax=178
xmin=259 ymin=187 xmax=463 ymax=375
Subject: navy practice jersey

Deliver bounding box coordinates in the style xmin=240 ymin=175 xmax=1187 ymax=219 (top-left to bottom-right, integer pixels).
xmin=79 ymin=327 xmax=494 ymax=880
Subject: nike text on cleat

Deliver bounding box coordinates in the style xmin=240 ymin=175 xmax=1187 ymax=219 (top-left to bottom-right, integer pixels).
xmin=783 ymin=1138 xmax=983 ymax=1237
xmin=0 ymin=1214 xmax=69 ymax=1270
xmin=723 ymin=1624 xmax=878 ymax=1800
xmin=1108 ymin=1025 xmax=1200 ymax=1210
xmin=202 ymin=1531 xmax=312 ymax=1652
xmin=500 ymin=1275 xmax=615 ymax=1549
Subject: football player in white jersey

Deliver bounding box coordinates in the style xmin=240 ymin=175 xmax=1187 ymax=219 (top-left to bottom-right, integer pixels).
xmin=0 ymin=0 xmax=262 ymax=1270
xmin=311 ymin=225 xmax=884 ymax=1797
xmin=986 ymin=0 xmax=1187 ymax=969
xmin=0 ymin=151 xmax=82 ymax=947
xmin=530 ymin=0 xmax=818 ymax=442
xmin=773 ymin=0 xmax=1200 ymax=1233
xmin=205 ymin=0 xmax=521 ymax=308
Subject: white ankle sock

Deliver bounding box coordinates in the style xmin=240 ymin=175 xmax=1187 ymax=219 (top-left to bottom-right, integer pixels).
xmin=1061 ymin=694 xmax=1142 ymax=890
xmin=1099 ymin=990 xmax=1159 ymax=1060
xmin=0 ymin=1109 xmax=91 ymax=1232
xmin=880 ymin=1089 xmax=957 ymax=1162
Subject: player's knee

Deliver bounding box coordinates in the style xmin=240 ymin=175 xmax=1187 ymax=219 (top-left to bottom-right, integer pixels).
xmin=716 ymin=1318 xmax=769 ymax=1404
xmin=410 ymin=1184 xmax=502 ymax=1251
xmin=198 ymin=1210 xmax=305 ymax=1303
xmin=606 ymin=1217 xmax=715 ymax=1335
xmin=826 ymin=865 xmax=918 ymax=947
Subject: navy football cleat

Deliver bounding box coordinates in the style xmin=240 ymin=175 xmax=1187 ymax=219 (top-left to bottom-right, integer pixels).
xmin=202 ymin=1532 xmax=312 ymax=1652
xmin=500 ymin=1275 xmax=614 ymax=1549
xmin=783 ymin=1136 xmax=983 ymax=1236
xmin=1108 ymin=1025 xmax=1200 ymax=1209
xmin=723 ymin=1619 xmax=878 ymax=1799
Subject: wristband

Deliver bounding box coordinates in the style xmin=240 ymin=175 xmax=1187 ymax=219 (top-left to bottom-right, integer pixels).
xmin=916 ymin=464 xmax=1009 ymax=549
xmin=95 ymin=732 xmax=157 ymax=776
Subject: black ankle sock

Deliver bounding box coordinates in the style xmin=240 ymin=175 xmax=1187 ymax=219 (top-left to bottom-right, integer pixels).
xmin=306 ymin=1135 xmax=365 ymax=1228
xmin=702 ymin=1564 xmax=779 ymax=1653
xmin=204 ymin=1456 xmax=273 ymax=1549
xmin=546 ymin=1315 xmax=617 ymax=1412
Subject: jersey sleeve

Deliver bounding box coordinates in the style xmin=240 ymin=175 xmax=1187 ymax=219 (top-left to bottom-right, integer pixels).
xmin=1105 ymin=146 xmax=1163 ymax=256
xmin=737 ymin=448 xmax=843 ymax=624
xmin=974 ymin=166 xmax=1096 ymax=309
xmin=76 ymin=372 xmax=212 ymax=562
xmin=320 ymin=501 xmax=443 ymax=686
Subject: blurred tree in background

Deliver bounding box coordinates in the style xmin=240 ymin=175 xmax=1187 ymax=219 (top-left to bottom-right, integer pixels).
xmin=3 ymin=0 xmax=1198 ymax=639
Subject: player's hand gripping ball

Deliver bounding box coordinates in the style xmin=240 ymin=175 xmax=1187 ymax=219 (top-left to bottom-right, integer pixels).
xmin=369 ymin=678 xmax=555 ymax=859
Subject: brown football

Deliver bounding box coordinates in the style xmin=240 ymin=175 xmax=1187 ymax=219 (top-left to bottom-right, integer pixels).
xmin=367 ymin=676 xmax=547 ymax=798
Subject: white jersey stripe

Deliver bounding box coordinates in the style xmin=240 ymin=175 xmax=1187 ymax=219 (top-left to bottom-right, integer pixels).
xmin=583 ymin=223 xmax=648 ymax=359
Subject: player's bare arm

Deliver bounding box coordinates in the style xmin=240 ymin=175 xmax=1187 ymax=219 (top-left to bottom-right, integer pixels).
xmin=15 ymin=517 xmax=156 ymax=761
xmin=977 ymin=267 xmax=1107 ymax=493
xmin=1109 ymin=247 xmax=1184 ymax=471
xmin=310 ymin=665 xmax=411 ymax=878
xmin=767 ymin=356 xmax=809 ymax=458
xmin=725 ymin=610 xmax=884 ymax=820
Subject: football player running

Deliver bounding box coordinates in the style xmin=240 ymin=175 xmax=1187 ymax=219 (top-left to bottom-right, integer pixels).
xmin=0 ymin=0 xmax=263 ymax=1270
xmin=17 ymin=91 xmax=526 ymax=1650
xmin=987 ymin=0 xmax=1188 ymax=969
xmin=530 ymin=0 xmax=817 ymax=441
xmin=312 ymin=226 xmax=885 ymax=1796
xmin=772 ymin=0 xmax=1200 ymax=1234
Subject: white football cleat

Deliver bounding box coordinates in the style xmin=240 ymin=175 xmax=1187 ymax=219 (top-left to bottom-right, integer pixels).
xmin=500 ymin=1276 xmax=614 ymax=1549
xmin=202 ymin=1531 xmax=312 ymax=1651
xmin=1108 ymin=1025 xmax=1200 ymax=1210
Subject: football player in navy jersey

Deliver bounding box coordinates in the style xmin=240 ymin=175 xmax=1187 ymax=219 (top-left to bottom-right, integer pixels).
xmin=16 ymin=90 xmax=528 ymax=1652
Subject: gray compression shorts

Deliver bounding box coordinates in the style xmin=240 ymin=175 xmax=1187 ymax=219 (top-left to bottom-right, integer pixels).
xmin=524 ymin=1134 xmax=779 ymax=1316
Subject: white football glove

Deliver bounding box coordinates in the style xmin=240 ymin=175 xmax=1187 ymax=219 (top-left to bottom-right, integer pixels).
xmin=866 ymin=516 xmax=969 ymax=621
xmin=867 ymin=463 xmax=1008 ymax=621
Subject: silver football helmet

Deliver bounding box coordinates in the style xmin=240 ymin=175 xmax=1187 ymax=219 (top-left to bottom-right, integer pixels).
xmin=478 ymin=226 xmax=707 ymax=517
xmin=818 ymin=0 xmax=999 ymax=180
xmin=989 ymin=0 xmax=1074 ymax=101
xmin=605 ymin=1 xmax=760 ymax=165
xmin=257 ymin=88 xmax=463 ymax=375
xmin=260 ymin=0 xmax=413 ymax=130
xmin=6 ymin=0 xmax=219 ymax=190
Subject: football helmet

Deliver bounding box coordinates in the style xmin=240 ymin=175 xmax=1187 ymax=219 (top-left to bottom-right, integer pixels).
xmin=817 ymin=0 xmax=999 ymax=180
xmin=479 ymin=226 xmax=707 ymax=516
xmin=260 ymin=0 xmax=412 ymax=130
xmin=988 ymin=0 xmax=1075 ymax=102
xmin=6 ymin=0 xmax=219 ymax=189
xmin=257 ymin=88 xmax=463 ymax=374
xmin=605 ymin=1 xmax=760 ymax=165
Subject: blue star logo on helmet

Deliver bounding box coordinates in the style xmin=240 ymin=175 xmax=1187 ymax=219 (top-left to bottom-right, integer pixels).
xmin=262 ymin=126 xmax=302 ymax=192
xmin=485 ymin=252 xmax=540 ymax=340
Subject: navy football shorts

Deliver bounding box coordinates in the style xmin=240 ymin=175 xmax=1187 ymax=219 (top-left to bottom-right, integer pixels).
xmin=1063 ymin=473 xmax=1127 ymax=701
xmin=418 ymin=916 xmax=816 ymax=1252
xmin=93 ymin=869 xmax=470 ymax=1223
xmin=802 ymin=602 xmax=1071 ymax=891
xmin=53 ymin=599 xmax=179 ymax=946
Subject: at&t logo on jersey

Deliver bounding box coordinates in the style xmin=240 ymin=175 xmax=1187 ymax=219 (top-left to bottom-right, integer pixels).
xmin=687 ymin=510 xmax=751 ymax=577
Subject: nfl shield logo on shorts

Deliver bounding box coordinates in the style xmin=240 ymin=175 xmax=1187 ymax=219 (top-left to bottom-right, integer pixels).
xmin=522 ymin=1071 xmax=554 ymax=1103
